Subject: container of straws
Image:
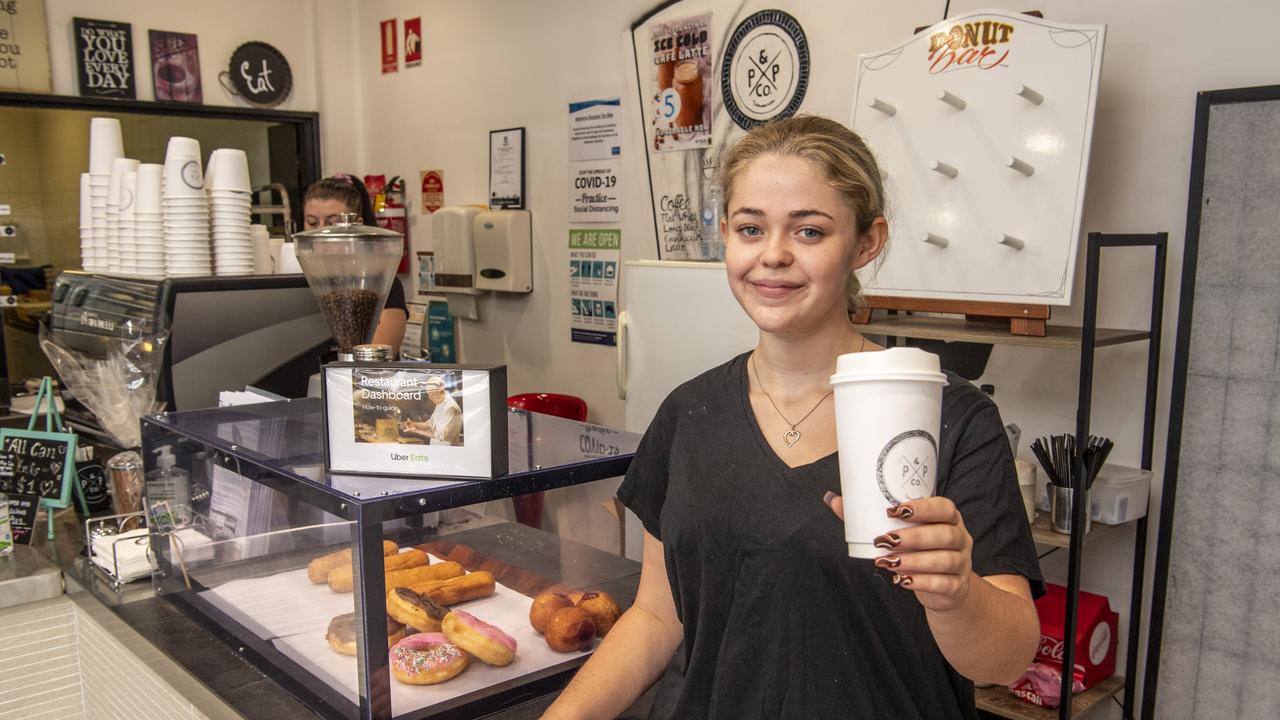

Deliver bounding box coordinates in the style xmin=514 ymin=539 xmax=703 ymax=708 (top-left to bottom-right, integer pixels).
xmin=1030 ymin=434 xmax=1114 ymax=535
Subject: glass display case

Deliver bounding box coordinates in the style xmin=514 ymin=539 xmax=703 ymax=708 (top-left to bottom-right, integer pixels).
xmin=141 ymin=398 xmax=641 ymax=720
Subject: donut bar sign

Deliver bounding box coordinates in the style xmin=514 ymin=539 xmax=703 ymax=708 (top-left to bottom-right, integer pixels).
xmin=721 ymin=9 xmax=810 ymax=130
xmin=926 ymin=19 xmax=1015 ymax=73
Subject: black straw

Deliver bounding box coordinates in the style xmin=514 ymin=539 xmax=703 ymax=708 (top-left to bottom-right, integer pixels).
xmin=1031 ymin=433 xmax=1114 ymax=490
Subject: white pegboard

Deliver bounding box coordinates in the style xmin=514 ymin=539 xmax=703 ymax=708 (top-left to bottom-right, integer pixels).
xmin=852 ymin=9 xmax=1105 ymax=306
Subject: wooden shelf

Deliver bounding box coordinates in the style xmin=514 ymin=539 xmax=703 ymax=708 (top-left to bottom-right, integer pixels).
xmin=976 ymin=675 xmax=1124 ymax=719
xmin=1028 ymin=513 xmax=1125 ymax=549
xmin=858 ymin=315 xmax=1149 ymax=349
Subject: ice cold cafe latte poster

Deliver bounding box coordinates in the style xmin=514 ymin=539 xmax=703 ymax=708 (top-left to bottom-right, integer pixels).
xmin=74 ymin=17 xmax=135 ymax=98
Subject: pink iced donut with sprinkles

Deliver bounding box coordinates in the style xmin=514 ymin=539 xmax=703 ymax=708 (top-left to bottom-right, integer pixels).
xmin=442 ymin=610 xmax=518 ymax=666
xmin=389 ymin=632 xmax=469 ymax=685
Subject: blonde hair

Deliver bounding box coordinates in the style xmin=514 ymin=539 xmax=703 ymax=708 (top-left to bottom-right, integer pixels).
xmin=719 ymin=115 xmax=887 ymax=311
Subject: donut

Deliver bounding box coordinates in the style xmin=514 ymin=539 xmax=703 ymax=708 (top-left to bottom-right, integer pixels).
xmin=327 ymin=549 xmax=432 ymax=592
xmin=441 ymin=610 xmax=517 ymax=666
xmin=408 ymin=571 xmax=496 ymax=605
xmin=387 ymin=586 xmax=449 ymax=632
xmin=389 ymin=632 xmax=469 ymax=685
xmin=529 ymin=591 xmax=573 ymax=634
xmin=307 ymin=540 xmax=399 ymax=583
xmin=575 ymin=591 xmax=622 ymax=637
xmin=325 ymin=612 xmax=405 ymax=656
xmin=545 ymin=606 xmax=596 ymax=652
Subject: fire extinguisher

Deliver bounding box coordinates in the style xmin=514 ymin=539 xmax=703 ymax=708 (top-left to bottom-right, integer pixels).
xmin=366 ymin=174 xmax=411 ymax=273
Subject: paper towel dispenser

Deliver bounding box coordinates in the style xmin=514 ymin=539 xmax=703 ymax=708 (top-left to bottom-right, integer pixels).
xmin=473 ymin=210 xmax=532 ymax=293
xmin=432 ymin=206 xmax=482 ymax=295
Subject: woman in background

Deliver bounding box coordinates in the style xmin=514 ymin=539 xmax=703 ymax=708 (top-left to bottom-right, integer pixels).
xmin=303 ymin=174 xmax=408 ymax=353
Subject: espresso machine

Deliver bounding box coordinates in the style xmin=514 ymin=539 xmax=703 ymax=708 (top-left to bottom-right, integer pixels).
xmin=49 ymin=272 xmax=331 ymax=440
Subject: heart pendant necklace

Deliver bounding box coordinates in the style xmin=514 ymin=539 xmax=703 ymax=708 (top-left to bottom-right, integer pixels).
xmin=751 ymin=337 xmax=867 ymax=449
xmin=751 ymin=356 xmax=833 ymax=449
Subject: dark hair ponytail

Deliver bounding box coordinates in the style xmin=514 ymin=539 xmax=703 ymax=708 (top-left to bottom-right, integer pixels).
xmin=304 ymin=174 xmax=378 ymax=225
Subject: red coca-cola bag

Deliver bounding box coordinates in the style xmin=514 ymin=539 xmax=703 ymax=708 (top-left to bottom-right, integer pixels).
xmin=1031 ymin=583 xmax=1117 ymax=691
xmin=1009 ymin=661 xmax=1086 ymax=708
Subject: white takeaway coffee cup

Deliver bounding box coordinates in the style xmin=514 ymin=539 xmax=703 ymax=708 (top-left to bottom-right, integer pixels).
xmin=830 ymin=347 xmax=947 ymax=559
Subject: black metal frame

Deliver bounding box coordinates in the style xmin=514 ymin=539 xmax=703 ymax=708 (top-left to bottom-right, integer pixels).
xmin=0 ymin=90 xmax=321 ymax=227
xmin=1059 ymin=232 xmax=1166 ymax=719
xmin=872 ymin=234 xmax=1166 ymax=720
xmin=1140 ymin=83 xmax=1280 ymax=720
xmin=141 ymin=406 xmax=635 ymax=720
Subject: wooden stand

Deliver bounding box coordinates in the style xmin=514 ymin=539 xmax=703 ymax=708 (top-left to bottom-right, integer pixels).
xmin=852 ymin=295 xmax=1051 ymax=337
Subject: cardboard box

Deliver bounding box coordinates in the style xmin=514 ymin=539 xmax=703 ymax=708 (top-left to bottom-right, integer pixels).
xmin=1034 ymin=583 xmax=1118 ymax=689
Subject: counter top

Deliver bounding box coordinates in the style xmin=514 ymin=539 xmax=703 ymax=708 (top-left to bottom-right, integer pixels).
xmin=0 ymin=544 xmax=64 ymax=610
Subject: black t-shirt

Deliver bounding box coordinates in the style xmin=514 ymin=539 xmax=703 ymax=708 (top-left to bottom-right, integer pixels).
xmin=617 ymin=352 xmax=1043 ymax=720
xmin=384 ymin=277 xmax=408 ymax=314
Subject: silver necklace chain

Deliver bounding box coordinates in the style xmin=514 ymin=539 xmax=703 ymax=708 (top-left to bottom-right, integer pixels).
xmin=750 ymin=336 xmax=866 ymax=449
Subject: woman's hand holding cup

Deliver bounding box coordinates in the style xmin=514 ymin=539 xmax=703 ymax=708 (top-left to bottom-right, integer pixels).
xmin=824 ymin=494 xmax=975 ymax=613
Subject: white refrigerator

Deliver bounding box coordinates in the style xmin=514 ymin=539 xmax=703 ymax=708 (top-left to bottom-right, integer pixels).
xmin=616 ymin=260 xmax=759 ymax=559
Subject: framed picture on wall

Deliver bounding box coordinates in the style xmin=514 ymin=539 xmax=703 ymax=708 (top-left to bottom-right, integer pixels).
xmin=73 ymin=17 xmax=136 ymax=99
xmin=489 ymin=127 xmax=525 ymax=209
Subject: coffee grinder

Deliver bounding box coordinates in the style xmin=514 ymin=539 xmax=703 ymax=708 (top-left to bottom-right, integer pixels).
xmin=293 ymin=214 xmax=403 ymax=361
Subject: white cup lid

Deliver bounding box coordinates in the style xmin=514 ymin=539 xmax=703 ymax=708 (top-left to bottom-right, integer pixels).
xmin=830 ymin=346 xmax=946 ymax=384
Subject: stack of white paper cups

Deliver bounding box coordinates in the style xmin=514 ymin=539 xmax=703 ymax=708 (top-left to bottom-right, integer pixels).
xmin=163 ymin=137 xmax=211 ymax=277
xmin=106 ymin=157 xmax=139 ymax=275
xmin=133 ymin=164 xmax=166 ymax=278
xmin=830 ymin=347 xmax=947 ymax=559
xmin=117 ymin=170 xmax=139 ymax=273
xmin=79 ymin=173 xmax=93 ymax=269
xmin=207 ymin=148 xmax=254 ymax=276
xmin=86 ymin=118 xmax=123 ymax=272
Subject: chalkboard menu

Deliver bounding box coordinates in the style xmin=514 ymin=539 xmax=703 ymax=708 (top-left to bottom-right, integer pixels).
xmin=76 ymin=460 xmax=113 ymax=515
xmin=6 ymin=493 xmax=40 ymax=545
xmin=0 ymin=430 xmax=78 ymax=509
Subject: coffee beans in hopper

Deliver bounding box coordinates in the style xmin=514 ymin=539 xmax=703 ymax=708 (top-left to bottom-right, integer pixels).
xmin=321 ymin=289 xmax=381 ymax=352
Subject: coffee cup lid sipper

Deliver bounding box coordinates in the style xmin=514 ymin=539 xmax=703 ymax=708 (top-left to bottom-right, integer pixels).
xmin=830 ymin=346 xmax=947 ymax=384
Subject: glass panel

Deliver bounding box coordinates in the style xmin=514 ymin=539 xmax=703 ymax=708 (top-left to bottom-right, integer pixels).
xmin=146 ymin=419 xmax=361 ymax=714
xmin=144 ymin=399 xmax=644 ymax=717
xmin=151 ymin=399 xmax=642 ymax=501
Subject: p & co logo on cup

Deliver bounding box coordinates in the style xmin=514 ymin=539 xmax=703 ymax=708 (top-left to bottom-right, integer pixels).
xmin=875 ymin=429 xmax=938 ymax=505
xmin=720 ymin=9 xmax=810 ymax=130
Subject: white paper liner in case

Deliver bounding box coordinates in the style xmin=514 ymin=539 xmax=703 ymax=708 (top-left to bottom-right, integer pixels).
xmin=200 ymin=553 xmax=590 ymax=715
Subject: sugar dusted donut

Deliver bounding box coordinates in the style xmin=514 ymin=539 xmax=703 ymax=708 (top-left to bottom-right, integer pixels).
xmin=390 ymin=632 xmax=469 ymax=685
xmin=441 ymin=610 xmax=517 ymax=666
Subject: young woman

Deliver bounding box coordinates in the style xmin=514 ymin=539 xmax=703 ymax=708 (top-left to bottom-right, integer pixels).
xmin=543 ymin=116 xmax=1042 ymax=719
xmin=303 ymin=175 xmax=408 ymax=353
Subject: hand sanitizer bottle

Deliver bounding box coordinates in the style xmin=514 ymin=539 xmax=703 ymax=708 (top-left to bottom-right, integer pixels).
xmin=147 ymin=447 xmax=191 ymax=524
